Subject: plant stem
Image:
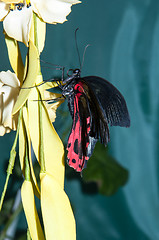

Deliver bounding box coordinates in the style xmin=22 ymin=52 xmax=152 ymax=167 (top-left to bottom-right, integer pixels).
xmin=24 ymin=139 xmax=31 ymax=181
xmin=0 ymin=109 xmax=22 ymax=211
xmin=38 ymin=89 xmax=45 ymax=173
xmin=33 ymin=12 xmax=38 ymax=52
xmin=27 ymin=228 xmax=32 ymax=240
xmin=33 ymin=11 xmax=45 ymax=172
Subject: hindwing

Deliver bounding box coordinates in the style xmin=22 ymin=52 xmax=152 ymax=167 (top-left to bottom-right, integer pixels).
xmin=67 ymin=80 xmax=110 ymax=171
xmin=67 ymin=88 xmax=89 ymax=171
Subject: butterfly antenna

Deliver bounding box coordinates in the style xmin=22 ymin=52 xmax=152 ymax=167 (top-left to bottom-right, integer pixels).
xmin=81 ymin=44 xmax=90 ymax=71
xmin=75 ymin=28 xmax=82 ymax=70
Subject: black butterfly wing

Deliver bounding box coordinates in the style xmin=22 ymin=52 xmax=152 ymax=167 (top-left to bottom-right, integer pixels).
xmin=79 ymin=80 xmax=110 ymax=147
xmin=83 ymin=76 xmax=130 ymax=127
xmin=67 ymin=80 xmax=110 ymax=171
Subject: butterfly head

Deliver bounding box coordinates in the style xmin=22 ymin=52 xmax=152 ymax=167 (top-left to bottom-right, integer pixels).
xmin=67 ymin=68 xmax=81 ymax=78
xmin=63 ymin=68 xmax=81 ymax=84
xmin=72 ymin=68 xmax=81 ymax=77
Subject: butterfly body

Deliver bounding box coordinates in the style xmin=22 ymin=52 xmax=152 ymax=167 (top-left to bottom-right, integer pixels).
xmin=61 ymin=69 xmax=130 ymax=172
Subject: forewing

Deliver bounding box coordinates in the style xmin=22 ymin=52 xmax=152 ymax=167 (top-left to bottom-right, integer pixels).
xmin=83 ymin=76 xmax=130 ymax=127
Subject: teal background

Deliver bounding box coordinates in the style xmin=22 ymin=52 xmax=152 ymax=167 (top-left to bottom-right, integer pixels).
xmin=1 ymin=0 xmax=159 ymax=239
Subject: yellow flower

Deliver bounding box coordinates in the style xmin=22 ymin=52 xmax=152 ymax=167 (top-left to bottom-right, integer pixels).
xmin=0 ymin=70 xmax=20 ymax=135
xmin=12 ymin=38 xmax=76 ymax=239
xmin=0 ymin=4 xmax=78 ymax=237
xmin=0 ymin=0 xmax=81 ymax=45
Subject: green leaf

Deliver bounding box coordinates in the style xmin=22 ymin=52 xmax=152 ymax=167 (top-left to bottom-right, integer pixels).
xmin=82 ymin=142 xmax=129 ymax=196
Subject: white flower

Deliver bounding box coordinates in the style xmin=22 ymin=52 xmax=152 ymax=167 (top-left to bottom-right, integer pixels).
xmin=0 ymin=70 xmax=20 ymax=136
xmin=0 ymin=0 xmax=81 ymax=45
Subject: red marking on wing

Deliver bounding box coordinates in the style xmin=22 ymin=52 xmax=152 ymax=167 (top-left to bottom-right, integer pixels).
xmin=67 ymin=82 xmax=91 ymax=172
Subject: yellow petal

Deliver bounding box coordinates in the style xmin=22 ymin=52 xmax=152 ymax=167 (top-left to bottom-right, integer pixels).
xmin=29 ymin=13 xmax=46 ymax=53
xmin=19 ymin=106 xmax=40 ymax=198
xmin=13 ymin=40 xmax=39 ymax=115
xmin=40 ymin=173 xmax=76 ymax=240
xmin=27 ymin=82 xmax=65 ymax=187
xmin=44 ymin=81 xmax=59 ymax=89
xmin=44 ymin=91 xmax=64 ymax=123
xmin=21 ymin=180 xmax=45 ymax=240
xmin=5 ymin=35 xmax=24 ymax=82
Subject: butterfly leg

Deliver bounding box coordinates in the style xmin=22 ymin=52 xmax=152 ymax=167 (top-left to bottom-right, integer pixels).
xmin=40 ymin=59 xmax=65 ymax=85
xmin=46 ymin=96 xmax=66 ymax=103
xmin=33 ymin=95 xmax=65 ymax=103
xmin=20 ymin=78 xmax=61 ymax=89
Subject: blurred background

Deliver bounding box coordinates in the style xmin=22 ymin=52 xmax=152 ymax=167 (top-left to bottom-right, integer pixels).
xmin=1 ymin=0 xmax=159 ymax=239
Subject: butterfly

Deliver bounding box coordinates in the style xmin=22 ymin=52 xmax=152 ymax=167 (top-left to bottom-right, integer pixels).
xmin=59 ymin=68 xmax=130 ymax=172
